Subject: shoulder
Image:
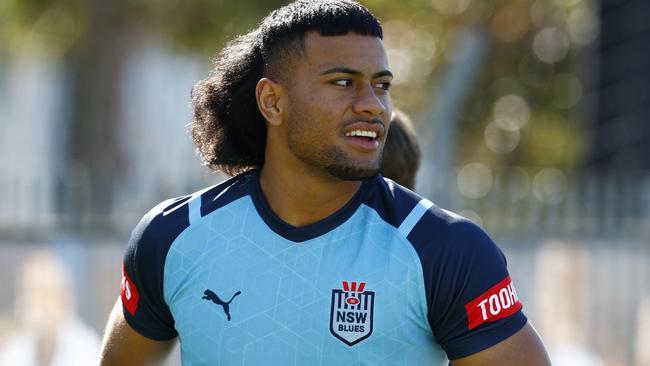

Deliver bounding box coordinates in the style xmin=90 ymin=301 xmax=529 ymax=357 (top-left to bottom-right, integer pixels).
xmin=410 ymin=201 xmax=504 ymax=274
xmin=415 ymin=206 xmax=497 ymax=255
xmin=128 ymin=171 xmax=256 ymax=256
xmin=364 ymin=176 xmax=502 ymax=264
xmin=362 ymin=176 xmax=427 ymax=229
xmin=120 ymin=171 xmax=257 ymax=339
xmin=365 ymin=176 xmax=486 ymax=238
xmin=128 ymin=196 xmax=191 ymax=254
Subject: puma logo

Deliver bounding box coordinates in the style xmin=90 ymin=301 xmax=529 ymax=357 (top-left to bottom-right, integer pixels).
xmin=202 ymin=289 xmax=242 ymax=321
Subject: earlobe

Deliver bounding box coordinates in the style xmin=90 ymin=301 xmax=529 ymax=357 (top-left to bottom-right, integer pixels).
xmin=256 ymin=78 xmax=284 ymax=127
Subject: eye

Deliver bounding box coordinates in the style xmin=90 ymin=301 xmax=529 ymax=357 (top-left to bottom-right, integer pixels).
xmin=333 ymin=79 xmax=352 ymax=87
xmin=374 ymin=81 xmax=391 ymax=91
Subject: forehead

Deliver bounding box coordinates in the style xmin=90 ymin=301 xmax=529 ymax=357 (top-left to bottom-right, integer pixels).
xmin=299 ymin=32 xmax=389 ymax=75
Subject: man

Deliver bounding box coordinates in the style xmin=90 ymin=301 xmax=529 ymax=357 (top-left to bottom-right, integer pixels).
xmin=100 ymin=1 xmax=551 ymax=365
xmin=381 ymin=109 xmax=421 ymax=190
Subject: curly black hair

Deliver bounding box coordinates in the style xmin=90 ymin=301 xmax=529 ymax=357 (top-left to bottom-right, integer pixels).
xmin=190 ymin=0 xmax=383 ymax=176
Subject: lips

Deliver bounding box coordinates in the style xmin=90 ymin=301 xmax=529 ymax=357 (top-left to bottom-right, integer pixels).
xmin=345 ymin=135 xmax=380 ymax=150
xmin=342 ymin=120 xmax=384 ymax=152
xmin=343 ymin=120 xmax=384 ymax=138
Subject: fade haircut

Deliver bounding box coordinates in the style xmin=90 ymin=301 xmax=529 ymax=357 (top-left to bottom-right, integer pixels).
xmin=381 ymin=109 xmax=421 ymax=190
xmin=191 ymin=0 xmax=383 ymax=176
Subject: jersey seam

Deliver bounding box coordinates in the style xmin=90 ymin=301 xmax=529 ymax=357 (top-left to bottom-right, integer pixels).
xmin=162 ymin=194 xmax=251 ymax=307
xmin=360 ymin=202 xmax=434 ymax=339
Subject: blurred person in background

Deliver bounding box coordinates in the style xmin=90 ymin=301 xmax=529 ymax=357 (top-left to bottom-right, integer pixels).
xmin=100 ymin=0 xmax=550 ymax=365
xmin=0 ymin=250 xmax=101 ymax=366
xmin=381 ymin=108 xmax=421 ymax=190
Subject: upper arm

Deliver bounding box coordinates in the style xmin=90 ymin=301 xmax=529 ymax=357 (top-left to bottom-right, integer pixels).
xmin=100 ymin=298 xmax=175 ymax=366
xmin=451 ymin=322 xmax=551 ymax=366
xmin=119 ymin=200 xmax=187 ymax=339
xmin=409 ymin=214 xmax=537 ymax=359
xmin=100 ymin=200 xmax=189 ymax=365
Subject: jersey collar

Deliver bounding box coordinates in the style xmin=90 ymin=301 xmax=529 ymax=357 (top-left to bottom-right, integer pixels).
xmin=249 ymin=170 xmax=372 ymax=243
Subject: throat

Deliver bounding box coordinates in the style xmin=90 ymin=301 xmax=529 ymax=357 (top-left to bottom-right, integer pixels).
xmin=259 ymin=168 xmax=362 ymax=227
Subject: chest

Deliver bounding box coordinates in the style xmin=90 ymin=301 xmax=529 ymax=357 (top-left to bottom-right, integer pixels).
xmin=163 ymin=209 xmax=444 ymax=365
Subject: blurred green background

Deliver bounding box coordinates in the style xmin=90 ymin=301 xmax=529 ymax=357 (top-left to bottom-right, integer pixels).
xmin=0 ymin=0 xmax=649 ymax=365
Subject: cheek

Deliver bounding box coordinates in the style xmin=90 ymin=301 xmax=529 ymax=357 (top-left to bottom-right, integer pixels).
xmin=383 ymin=94 xmax=392 ymax=107
xmin=294 ymin=93 xmax=343 ymax=121
xmin=380 ymin=94 xmax=392 ymax=110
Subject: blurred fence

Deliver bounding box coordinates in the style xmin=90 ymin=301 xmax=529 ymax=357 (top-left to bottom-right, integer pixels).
xmin=4 ymin=163 xmax=650 ymax=240
xmin=421 ymin=167 xmax=650 ymax=242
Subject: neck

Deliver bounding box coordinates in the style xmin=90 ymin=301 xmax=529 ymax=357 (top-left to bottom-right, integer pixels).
xmin=259 ymin=163 xmax=362 ymax=227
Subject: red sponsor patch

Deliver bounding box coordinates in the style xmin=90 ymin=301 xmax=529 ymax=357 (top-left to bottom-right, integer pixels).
xmin=121 ymin=264 xmax=140 ymax=315
xmin=464 ymin=276 xmax=522 ymax=330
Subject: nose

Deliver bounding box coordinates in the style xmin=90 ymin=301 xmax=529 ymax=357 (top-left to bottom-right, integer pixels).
xmin=352 ymin=83 xmax=389 ymax=118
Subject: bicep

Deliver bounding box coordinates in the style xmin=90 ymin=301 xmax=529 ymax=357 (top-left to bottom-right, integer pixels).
xmin=100 ymin=298 xmax=175 ymax=366
xmin=450 ymin=322 xmax=551 ymax=366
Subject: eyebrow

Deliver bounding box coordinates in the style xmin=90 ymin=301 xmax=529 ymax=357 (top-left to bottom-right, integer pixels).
xmin=319 ymin=67 xmax=393 ymax=79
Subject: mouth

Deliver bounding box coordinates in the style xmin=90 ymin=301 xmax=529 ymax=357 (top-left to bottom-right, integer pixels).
xmin=344 ymin=129 xmax=380 ymax=150
xmin=345 ymin=129 xmax=378 ymax=141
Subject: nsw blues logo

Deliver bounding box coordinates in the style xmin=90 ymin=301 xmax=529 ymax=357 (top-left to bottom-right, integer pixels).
xmin=329 ymin=281 xmax=375 ymax=346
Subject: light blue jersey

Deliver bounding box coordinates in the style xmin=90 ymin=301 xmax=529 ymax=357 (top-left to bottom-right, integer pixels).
xmin=120 ymin=171 xmax=526 ymax=365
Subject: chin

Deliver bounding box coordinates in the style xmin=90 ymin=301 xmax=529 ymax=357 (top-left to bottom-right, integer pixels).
xmin=325 ymin=164 xmax=380 ymax=181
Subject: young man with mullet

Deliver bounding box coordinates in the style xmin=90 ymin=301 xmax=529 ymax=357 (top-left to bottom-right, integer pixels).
xmin=100 ymin=1 xmax=551 ymax=365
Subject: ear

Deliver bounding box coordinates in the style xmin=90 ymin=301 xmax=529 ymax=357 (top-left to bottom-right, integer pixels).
xmin=256 ymin=78 xmax=285 ymax=127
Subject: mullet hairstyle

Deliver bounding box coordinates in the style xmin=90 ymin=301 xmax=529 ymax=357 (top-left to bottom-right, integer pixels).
xmin=190 ymin=0 xmax=383 ymax=176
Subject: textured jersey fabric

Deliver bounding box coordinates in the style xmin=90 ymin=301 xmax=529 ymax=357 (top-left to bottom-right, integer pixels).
xmin=120 ymin=170 xmax=527 ymax=365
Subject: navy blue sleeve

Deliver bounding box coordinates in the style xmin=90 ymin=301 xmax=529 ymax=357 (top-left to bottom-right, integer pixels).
xmin=121 ymin=196 xmax=190 ymax=340
xmin=408 ymin=211 xmax=527 ymax=360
